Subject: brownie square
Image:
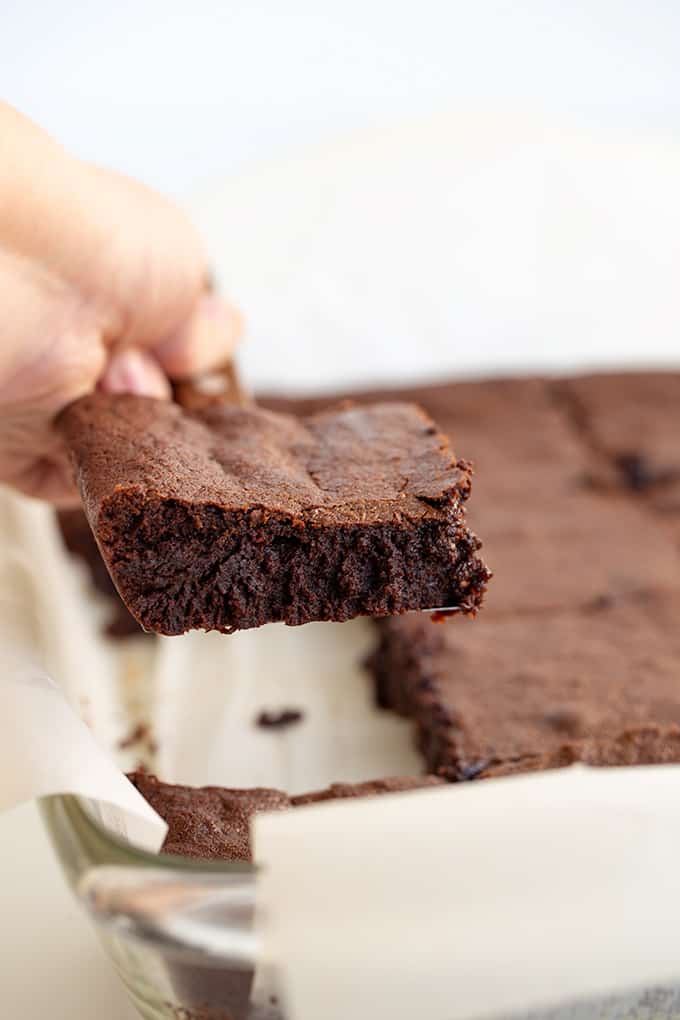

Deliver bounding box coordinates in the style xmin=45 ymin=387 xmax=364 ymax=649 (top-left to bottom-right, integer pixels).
xmin=368 ymin=591 xmax=680 ymax=781
xmin=60 ymin=394 xmax=489 ymax=635
xmin=556 ymin=372 xmax=680 ymax=506
xmin=264 ymin=376 xmax=592 ymax=514
xmin=129 ymin=771 xmax=443 ymax=1019
xmin=265 ymin=379 xmax=680 ymax=615
xmin=477 ymin=495 xmax=680 ymax=615
xmin=128 ymin=773 xmax=292 ymax=861
xmin=129 ymin=772 xmax=443 ymax=862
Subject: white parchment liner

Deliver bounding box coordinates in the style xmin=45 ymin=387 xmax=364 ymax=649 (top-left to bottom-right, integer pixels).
xmin=0 ymin=494 xmax=166 ymax=850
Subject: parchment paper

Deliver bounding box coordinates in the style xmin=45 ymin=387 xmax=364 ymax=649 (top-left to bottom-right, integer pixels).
xmin=255 ymin=766 xmax=680 ymax=1020
xmin=0 ymin=497 xmax=166 ymax=851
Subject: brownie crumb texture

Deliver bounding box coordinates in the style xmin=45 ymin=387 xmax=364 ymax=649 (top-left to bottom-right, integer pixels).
xmin=129 ymin=771 xmax=443 ymax=862
xmin=60 ymin=396 xmax=490 ymax=635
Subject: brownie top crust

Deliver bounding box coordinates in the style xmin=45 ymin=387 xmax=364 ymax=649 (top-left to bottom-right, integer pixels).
xmin=555 ymin=370 xmax=680 ymax=528
xmin=556 ymin=372 xmax=680 ymax=502
xmin=60 ymin=393 xmax=489 ymax=634
xmin=128 ymin=772 xmax=292 ymax=861
xmin=129 ymin=772 xmax=444 ymax=861
xmin=263 ymin=377 xmax=680 ymax=614
xmin=61 ymin=395 xmax=473 ymax=528
xmin=371 ymin=591 xmax=680 ymax=781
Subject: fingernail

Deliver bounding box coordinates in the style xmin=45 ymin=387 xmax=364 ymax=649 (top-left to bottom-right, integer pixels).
xmin=100 ymin=348 xmax=172 ymax=400
xmin=154 ymin=294 xmax=243 ymax=378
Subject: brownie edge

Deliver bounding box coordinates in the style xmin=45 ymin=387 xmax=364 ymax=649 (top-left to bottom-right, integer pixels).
xmin=129 ymin=772 xmax=444 ymax=862
xmin=60 ymin=394 xmax=490 ymax=635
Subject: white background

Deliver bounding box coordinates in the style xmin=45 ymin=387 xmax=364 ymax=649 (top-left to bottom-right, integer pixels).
xmin=3 ymin=1 xmax=680 ymax=196
xmin=2 ymin=3 xmax=680 ymax=1017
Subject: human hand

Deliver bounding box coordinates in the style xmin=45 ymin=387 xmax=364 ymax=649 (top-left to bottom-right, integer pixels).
xmin=0 ymin=102 xmax=242 ymax=504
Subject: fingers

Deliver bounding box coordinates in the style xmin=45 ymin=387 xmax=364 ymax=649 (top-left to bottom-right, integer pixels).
xmin=99 ymin=348 xmax=172 ymax=400
xmin=152 ymin=293 xmax=243 ymax=380
xmin=12 ymin=452 xmax=80 ymax=507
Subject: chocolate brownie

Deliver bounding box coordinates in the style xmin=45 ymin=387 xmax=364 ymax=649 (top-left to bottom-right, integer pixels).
xmin=60 ymin=394 xmax=490 ymax=635
xmin=129 ymin=772 xmax=443 ymax=861
xmin=263 ymin=376 xmax=592 ymax=517
xmin=289 ymin=774 xmax=443 ymax=806
xmin=263 ymin=379 xmax=680 ymax=614
xmin=368 ymin=591 xmax=680 ymax=781
xmin=57 ymin=508 xmax=143 ymax=638
xmin=556 ymin=372 xmax=680 ymax=507
xmin=478 ymin=496 xmax=680 ymax=615
xmin=264 ymin=379 xmax=596 ymax=544
xmin=128 ymin=773 xmax=292 ymax=860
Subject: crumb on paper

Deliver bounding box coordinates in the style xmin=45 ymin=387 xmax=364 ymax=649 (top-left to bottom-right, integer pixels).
xmin=118 ymin=721 xmax=155 ymax=751
xmin=256 ymin=708 xmax=305 ymax=730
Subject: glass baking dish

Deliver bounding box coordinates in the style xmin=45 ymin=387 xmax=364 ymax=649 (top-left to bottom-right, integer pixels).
xmin=41 ymin=793 xmax=277 ymax=1020
xmin=42 ymin=791 xmax=680 ymax=1020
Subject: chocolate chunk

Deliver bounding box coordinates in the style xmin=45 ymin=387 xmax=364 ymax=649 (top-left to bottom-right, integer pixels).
xmin=255 ymin=709 xmax=304 ymax=730
xmin=557 ymin=373 xmax=680 ymax=503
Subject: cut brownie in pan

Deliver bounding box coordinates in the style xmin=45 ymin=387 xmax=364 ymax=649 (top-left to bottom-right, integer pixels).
xmin=60 ymin=394 xmax=490 ymax=635
xmin=128 ymin=773 xmax=292 ymax=861
xmin=129 ymin=770 xmax=441 ymax=1019
xmin=263 ymin=376 xmax=592 ymax=519
xmin=263 ymin=378 xmax=680 ymax=614
xmin=477 ymin=495 xmax=680 ymax=615
xmin=129 ymin=772 xmax=443 ymax=861
xmin=556 ymin=372 xmax=680 ymax=505
xmin=368 ymin=591 xmax=680 ymax=781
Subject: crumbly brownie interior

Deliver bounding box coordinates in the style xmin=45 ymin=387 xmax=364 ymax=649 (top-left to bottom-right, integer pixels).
xmin=60 ymin=396 xmax=489 ymax=635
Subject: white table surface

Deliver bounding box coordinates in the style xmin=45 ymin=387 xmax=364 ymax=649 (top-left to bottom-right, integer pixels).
xmin=0 ymin=803 xmax=136 ymax=1018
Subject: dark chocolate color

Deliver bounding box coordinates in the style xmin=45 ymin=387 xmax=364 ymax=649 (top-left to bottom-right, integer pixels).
xmin=255 ymin=709 xmax=304 ymax=730
xmin=368 ymin=591 xmax=680 ymax=780
xmin=263 ymin=378 xmax=680 ymax=615
xmin=60 ymin=395 xmax=489 ymax=635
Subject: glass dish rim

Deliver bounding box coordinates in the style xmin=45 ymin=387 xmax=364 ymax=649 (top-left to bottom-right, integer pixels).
xmin=44 ymin=792 xmax=255 ymax=875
